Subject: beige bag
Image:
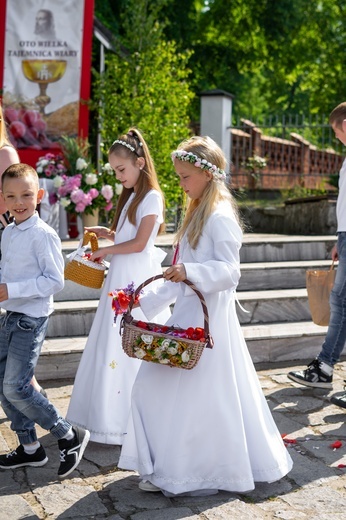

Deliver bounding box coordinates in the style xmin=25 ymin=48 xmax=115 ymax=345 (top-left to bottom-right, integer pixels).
xmin=306 ymin=262 xmax=336 ymax=326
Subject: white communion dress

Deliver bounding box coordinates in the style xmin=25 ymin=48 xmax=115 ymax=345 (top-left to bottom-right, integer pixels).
xmin=66 ymin=190 xmax=170 ymax=444
xmin=119 ymin=201 xmax=293 ymax=494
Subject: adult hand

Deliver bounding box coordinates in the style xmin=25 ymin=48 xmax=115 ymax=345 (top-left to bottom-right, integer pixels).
xmin=331 ymin=244 xmax=338 ymax=262
xmin=163 ymin=263 xmax=186 ymax=283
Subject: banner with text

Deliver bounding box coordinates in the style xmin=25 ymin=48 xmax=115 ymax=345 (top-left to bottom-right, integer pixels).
xmin=0 ymin=0 xmax=94 ymax=159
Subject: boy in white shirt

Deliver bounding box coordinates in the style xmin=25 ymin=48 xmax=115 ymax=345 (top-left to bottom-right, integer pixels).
xmin=288 ymin=102 xmax=346 ymax=409
xmin=0 ymin=163 xmax=89 ymax=478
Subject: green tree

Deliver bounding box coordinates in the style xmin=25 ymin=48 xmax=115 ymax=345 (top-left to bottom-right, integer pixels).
xmin=95 ymin=42 xmax=194 ymax=207
xmin=93 ymin=0 xmax=194 ymax=208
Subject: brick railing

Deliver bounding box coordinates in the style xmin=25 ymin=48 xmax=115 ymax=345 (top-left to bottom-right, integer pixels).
xmin=231 ymin=119 xmax=344 ymax=190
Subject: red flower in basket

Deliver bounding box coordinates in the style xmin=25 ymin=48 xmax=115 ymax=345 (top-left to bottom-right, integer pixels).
xmin=109 ymin=282 xmax=141 ymax=324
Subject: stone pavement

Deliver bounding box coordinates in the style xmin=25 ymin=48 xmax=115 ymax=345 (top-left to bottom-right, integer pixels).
xmin=1 ymin=360 xmax=346 ymax=520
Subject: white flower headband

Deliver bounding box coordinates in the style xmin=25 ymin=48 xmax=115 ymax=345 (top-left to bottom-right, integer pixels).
xmin=112 ymin=140 xmax=136 ymax=152
xmin=171 ymin=150 xmax=226 ymax=181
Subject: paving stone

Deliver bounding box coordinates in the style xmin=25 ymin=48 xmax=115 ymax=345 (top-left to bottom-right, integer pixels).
xmin=131 ymin=507 xmax=199 ymax=520
xmin=199 ymin=499 xmax=270 ymax=519
xmin=2 ymin=362 xmax=346 ymax=519
xmin=281 ymin=486 xmax=346 ymax=514
xmin=0 ymin=495 xmax=38 ymax=520
xmin=35 ymin=482 xmax=108 ymax=518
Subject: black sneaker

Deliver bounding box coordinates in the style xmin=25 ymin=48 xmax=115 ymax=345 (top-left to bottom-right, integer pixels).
xmin=331 ymin=392 xmax=346 ymax=409
xmin=287 ymin=359 xmax=333 ymax=389
xmin=58 ymin=426 xmax=90 ymax=479
xmin=0 ymin=444 xmax=48 ymax=469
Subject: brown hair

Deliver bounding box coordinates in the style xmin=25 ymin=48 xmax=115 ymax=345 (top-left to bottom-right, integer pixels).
xmin=109 ymin=128 xmax=165 ymax=233
xmin=329 ymin=102 xmax=346 ymax=128
xmin=2 ymin=163 xmax=39 ymax=189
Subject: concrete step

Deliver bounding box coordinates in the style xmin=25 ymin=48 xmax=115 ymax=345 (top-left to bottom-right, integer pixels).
xmin=238 ymin=259 xmax=335 ymax=291
xmin=242 ymin=321 xmax=327 ymax=364
xmin=61 ymin=233 xmax=336 ymax=266
xmin=47 ymin=288 xmax=312 ymax=337
xmin=36 ymin=320 xmax=328 ymax=380
xmin=56 ymin=254 xmax=335 ymax=302
xmin=240 ymin=234 xmax=335 ymax=263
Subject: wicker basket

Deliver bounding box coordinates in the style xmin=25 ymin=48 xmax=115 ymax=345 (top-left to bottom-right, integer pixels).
xmin=121 ymin=274 xmax=214 ymax=370
xmin=64 ymin=231 xmax=106 ymax=289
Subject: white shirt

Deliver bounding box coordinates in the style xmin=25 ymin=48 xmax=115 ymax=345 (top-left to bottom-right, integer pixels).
xmin=0 ymin=213 xmax=64 ymax=317
xmin=337 ymin=158 xmax=346 ymax=232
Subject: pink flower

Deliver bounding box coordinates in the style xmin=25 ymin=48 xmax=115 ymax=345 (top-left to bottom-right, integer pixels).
xmin=89 ymin=188 xmax=99 ymax=199
xmin=105 ymin=201 xmax=113 ymax=211
xmin=58 ymin=175 xmax=82 ymax=196
xmin=101 ymin=184 xmax=113 ymax=201
xmin=75 ymin=202 xmax=86 ymax=212
xmin=70 ymin=189 xmax=85 ymax=204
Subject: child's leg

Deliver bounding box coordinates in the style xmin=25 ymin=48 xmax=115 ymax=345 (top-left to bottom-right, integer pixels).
xmin=0 ymin=312 xmax=89 ymax=476
xmin=0 ymin=313 xmax=70 ymax=442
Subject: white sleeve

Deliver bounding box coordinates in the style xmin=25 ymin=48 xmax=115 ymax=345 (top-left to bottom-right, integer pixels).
xmin=138 ymin=190 xmax=164 ymax=224
xmin=140 ymin=280 xmax=179 ymax=321
xmin=184 ymin=213 xmax=242 ymax=294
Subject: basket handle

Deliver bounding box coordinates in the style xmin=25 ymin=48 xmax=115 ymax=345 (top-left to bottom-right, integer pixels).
xmin=126 ymin=274 xmax=213 ymax=349
xmin=82 ymin=231 xmax=99 ymax=253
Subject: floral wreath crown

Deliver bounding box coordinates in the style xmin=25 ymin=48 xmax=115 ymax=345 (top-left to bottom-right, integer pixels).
xmin=171 ymin=150 xmax=226 ymax=181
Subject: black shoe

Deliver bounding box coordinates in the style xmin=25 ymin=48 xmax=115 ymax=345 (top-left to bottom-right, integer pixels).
xmin=39 ymin=387 xmax=48 ymax=398
xmin=58 ymin=426 xmax=90 ymax=479
xmin=330 ymin=385 xmax=346 ymax=409
xmin=287 ymin=359 xmax=333 ymax=389
xmin=0 ymin=444 xmax=48 ymax=469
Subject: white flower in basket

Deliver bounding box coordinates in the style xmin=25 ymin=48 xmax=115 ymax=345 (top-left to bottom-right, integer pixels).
xmin=141 ymin=334 xmax=154 ymax=345
xmin=135 ymin=348 xmax=146 ymax=359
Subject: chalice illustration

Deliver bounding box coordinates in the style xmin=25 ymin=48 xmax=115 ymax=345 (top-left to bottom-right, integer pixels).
xmin=22 ymin=59 xmax=67 ymax=114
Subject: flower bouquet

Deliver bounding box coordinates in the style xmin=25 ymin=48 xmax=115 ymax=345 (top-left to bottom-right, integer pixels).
xmin=119 ymin=275 xmax=214 ymax=370
xmin=57 ymin=136 xmax=122 ymax=215
xmin=36 ymin=152 xmax=67 ymax=206
xmin=109 ymin=282 xmax=141 ymax=324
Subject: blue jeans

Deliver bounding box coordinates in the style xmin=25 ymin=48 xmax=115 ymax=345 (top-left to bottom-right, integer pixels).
xmin=0 ymin=312 xmax=71 ymax=445
xmin=319 ymin=232 xmax=346 ymax=367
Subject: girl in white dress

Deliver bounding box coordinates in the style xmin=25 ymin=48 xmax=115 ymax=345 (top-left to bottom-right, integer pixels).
xmin=66 ymin=128 xmax=169 ymax=445
xmin=119 ymin=135 xmax=293 ymax=495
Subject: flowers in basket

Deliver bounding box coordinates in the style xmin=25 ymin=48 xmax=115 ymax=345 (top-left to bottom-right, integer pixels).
xmin=131 ymin=322 xmax=206 ymax=367
xmin=109 ymin=282 xmax=141 ymax=324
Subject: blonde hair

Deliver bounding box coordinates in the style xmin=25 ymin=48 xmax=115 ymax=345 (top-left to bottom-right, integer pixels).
xmin=109 ymin=128 xmax=165 ymax=233
xmin=329 ymin=102 xmax=346 ymax=128
xmin=0 ymin=104 xmax=14 ymax=149
xmin=174 ymin=136 xmax=241 ymax=249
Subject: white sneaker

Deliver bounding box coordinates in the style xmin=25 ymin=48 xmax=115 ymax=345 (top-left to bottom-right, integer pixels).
xmin=138 ymin=480 xmax=161 ymax=492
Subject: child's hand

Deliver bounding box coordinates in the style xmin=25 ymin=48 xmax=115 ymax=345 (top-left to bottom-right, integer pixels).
xmin=164 ymin=264 xmax=186 ymax=283
xmin=90 ymin=249 xmax=108 ymax=263
xmin=0 ymin=283 xmax=8 ymax=302
xmin=85 ymin=226 xmax=113 ymax=240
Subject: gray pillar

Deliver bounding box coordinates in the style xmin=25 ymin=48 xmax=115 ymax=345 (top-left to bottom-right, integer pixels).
xmin=200 ymin=89 xmax=234 ymax=173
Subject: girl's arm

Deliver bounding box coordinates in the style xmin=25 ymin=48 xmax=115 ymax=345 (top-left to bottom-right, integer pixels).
xmin=89 ymin=214 xmax=157 ymax=262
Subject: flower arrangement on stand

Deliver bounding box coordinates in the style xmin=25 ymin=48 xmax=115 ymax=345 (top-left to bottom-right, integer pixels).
xmin=243 ymin=154 xmax=267 ymax=189
xmin=36 ymin=152 xmax=67 ymax=205
xmin=55 ymin=137 xmax=123 ymax=232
